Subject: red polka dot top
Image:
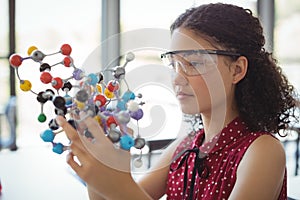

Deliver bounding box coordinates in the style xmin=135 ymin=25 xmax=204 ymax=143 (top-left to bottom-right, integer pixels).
xmin=166 ymin=117 xmax=287 ymax=200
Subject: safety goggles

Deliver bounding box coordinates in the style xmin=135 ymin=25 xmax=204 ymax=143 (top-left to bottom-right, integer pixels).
xmin=161 ymin=49 xmax=241 ymax=76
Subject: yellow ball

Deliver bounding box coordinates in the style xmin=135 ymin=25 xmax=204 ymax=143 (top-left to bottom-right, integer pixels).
xmin=27 ymin=46 xmax=38 ymax=56
xmin=96 ymin=84 xmax=102 ymax=93
xmin=94 ymin=115 xmax=103 ymax=126
xmin=20 ymin=80 xmax=32 ymax=91
xmin=75 ymin=100 xmax=85 ymax=110
xmin=104 ymin=88 xmax=114 ymax=99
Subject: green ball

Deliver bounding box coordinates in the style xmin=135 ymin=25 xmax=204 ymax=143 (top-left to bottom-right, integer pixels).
xmin=38 ymin=113 xmax=47 ymax=123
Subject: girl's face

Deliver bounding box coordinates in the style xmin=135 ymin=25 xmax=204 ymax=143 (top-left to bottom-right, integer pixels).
xmin=168 ymin=28 xmax=236 ymax=116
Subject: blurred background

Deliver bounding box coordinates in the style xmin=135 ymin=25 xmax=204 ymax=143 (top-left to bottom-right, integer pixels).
xmin=0 ymin=0 xmax=300 ymax=199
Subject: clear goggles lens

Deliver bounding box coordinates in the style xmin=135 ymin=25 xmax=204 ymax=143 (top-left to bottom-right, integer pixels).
xmin=161 ymin=51 xmax=218 ymax=76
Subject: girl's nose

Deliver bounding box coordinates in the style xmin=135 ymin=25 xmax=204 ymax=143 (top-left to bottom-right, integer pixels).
xmin=172 ymin=70 xmax=188 ymax=86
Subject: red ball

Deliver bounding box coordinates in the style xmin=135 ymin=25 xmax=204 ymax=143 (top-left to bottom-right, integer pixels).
xmin=60 ymin=44 xmax=72 ymax=56
xmin=52 ymin=77 xmax=63 ymax=90
xmin=63 ymin=56 xmax=73 ymax=67
xmin=9 ymin=54 xmax=23 ymax=67
xmin=94 ymin=94 xmax=107 ymax=107
xmin=40 ymin=72 xmax=53 ymax=84
xmin=106 ymin=116 xmax=117 ymax=128
xmin=107 ymin=80 xmax=119 ymax=92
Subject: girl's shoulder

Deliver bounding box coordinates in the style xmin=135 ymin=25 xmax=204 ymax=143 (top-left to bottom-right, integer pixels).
xmin=245 ymin=133 xmax=285 ymax=158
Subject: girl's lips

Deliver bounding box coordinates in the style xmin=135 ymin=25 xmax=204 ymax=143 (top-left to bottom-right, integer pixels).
xmin=176 ymin=92 xmax=193 ymax=100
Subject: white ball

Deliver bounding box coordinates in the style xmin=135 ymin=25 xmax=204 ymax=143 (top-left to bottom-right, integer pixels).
xmin=126 ymin=52 xmax=135 ymax=62
xmin=127 ymin=101 xmax=139 ymax=112
xmin=133 ymin=158 xmax=143 ymax=168
xmin=117 ymin=111 xmax=131 ymax=124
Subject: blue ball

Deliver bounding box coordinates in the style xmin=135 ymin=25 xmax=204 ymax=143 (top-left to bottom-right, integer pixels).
xmin=122 ymin=91 xmax=135 ymax=102
xmin=120 ymin=135 xmax=134 ymax=150
xmin=40 ymin=129 xmax=55 ymax=142
xmin=87 ymin=73 xmax=99 ymax=85
xmin=52 ymin=143 xmax=64 ymax=154
xmin=117 ymin=100 xmax=127 ymax=111
xmin=64 ymin=94 xmax=73 ymax=106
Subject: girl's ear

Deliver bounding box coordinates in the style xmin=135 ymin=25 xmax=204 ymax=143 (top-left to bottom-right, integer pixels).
xmin=232 ymin=56 xmax=248 ymax=84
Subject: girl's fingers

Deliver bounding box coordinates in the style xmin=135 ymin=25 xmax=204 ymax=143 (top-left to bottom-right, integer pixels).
xmin=78 ymin=113 xmax=111 ymax=144
xmin=56 ymin=115 xmax=88 ymax=156
xmin=69 ymin=142 xmax=88 ymax=164
xmin=56 ymin=114 xmax=131 ymax=172
xmin=66 ymin=152 xmax=83 ymax=176
xmin=56 ymin=115 xmax=79 ymax=142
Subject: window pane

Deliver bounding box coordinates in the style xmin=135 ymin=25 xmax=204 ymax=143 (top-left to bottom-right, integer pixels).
xmin=0 ymin=1 xmax=9 ymax=106
xmin=120 ymin=0 xmax=257 ymax=141
xmin=15 ymin=0 xmax=101 ymax=137
xmin=16 ymin=0 xmax=101 ymax=65
xmin=121 ymin=0 xmax=257 ymax=32
xmin=0 ymin=60 xmax=10 ymax=106
xmin=0 ymin=0 xmax=9 ymax=56
xmin=274 ymin=0 xmax=300 ymax=90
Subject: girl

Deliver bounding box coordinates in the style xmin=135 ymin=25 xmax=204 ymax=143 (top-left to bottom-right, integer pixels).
xmin=56 ymin=3 xmax=298 ymax=200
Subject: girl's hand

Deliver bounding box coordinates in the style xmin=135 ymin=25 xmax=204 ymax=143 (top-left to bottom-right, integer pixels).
xmin=56 ymin=114 xmax=132 ymax=197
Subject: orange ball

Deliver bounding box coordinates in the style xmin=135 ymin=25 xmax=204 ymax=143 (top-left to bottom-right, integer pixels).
xmin=27 ymin=46 xmax=38 ymax=56
xmin=20 ymin=80 xmax=32 ymax=91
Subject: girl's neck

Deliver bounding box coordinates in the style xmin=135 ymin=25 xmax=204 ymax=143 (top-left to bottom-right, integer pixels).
xmin=201 ymin=111 xmax=239 ymax=144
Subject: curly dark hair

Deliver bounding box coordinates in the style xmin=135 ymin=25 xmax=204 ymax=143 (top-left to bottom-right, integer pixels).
xmin=171 ymin=3 xmax=298 ymax=134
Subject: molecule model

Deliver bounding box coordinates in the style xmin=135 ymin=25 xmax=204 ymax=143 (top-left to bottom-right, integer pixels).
xmin=9 ymin=44 xmax=146 ymax=156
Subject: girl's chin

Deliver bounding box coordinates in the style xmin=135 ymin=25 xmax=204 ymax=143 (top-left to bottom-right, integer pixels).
xmin=180 ymin=106 xmax=200 ymax=115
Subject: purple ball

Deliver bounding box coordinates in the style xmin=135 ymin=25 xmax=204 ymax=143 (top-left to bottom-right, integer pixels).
xmin=73 ymin=69 xmax=84 ymax=80
xmin=130 ymin=109 xmax=143 ymax=120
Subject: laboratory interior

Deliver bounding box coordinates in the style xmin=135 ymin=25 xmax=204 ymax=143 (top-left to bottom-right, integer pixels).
xmin=0 ymin=0 xmax=300 ymax=199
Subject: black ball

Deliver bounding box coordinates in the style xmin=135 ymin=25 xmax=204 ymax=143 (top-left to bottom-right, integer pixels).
xmin=62 ymin=81 xmax=73 ymax=91
xmin=67 ymin=119 xmax=77 ymax=129
xmin=39 ymin=63 xmax=51 ymax=72
xmin=37 ymin=91 xmax=48 ymax=103
xmin=53 ymin=96 xmax=66 ymax=110
xmin=76 ymin=89 xmax=89 ymax=102
xmin=48 ymin=119 xmax=59 ymax=130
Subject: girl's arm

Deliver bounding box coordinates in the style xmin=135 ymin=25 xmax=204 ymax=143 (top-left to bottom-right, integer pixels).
xmin=229 ymin=135 xmax=286 ymax=200
xmin=138 ymin=136 xmax=186 ymax=199
xmin=56 ymin=114 xmax=186 ymax=199
xmin=87 ymin=186 xmax=105 ymax=200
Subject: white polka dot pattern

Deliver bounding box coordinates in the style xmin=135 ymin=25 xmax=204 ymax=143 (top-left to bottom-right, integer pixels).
xmin=165 ymin=117 xmax=287 ymax=200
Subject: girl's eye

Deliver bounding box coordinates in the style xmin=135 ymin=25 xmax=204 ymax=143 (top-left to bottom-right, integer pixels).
xmin=169 ymin=61 xmax=176 ymax=69
xmin=190 ymin=61 xmax=205 ymax=67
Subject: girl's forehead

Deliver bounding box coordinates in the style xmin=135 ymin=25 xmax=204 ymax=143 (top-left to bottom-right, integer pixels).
xmin=170 ymin=28 xmax=214 ymax=51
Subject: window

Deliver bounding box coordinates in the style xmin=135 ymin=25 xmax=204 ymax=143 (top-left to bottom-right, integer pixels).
xmin=274 ymin=0 xmax=300 ymax=91
xmin=0 ymin=1 xmax=10 ymax=106
xmin=14 ymin=0 xmax=101 ymax=143
xmin=120 ymin=0 xmax=257 ymax=141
